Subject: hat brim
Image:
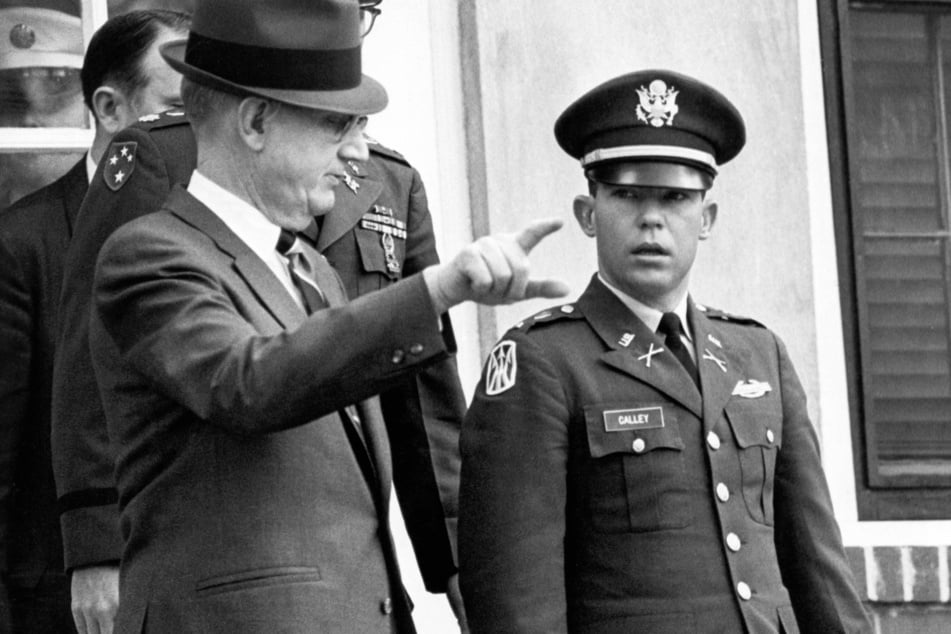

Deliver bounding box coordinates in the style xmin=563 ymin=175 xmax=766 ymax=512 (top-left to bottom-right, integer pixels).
xmin=161 ymin=40 xmax=387 ymax=115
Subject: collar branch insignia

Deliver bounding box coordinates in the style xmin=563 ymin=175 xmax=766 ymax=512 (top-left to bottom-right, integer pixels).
xmin=702 ymin=348 xmax=727 ymax=372
xmin=635 ymin=79 xmax=679 ymax=127
xmin=638 ymin=342 xmax=663 ymax=367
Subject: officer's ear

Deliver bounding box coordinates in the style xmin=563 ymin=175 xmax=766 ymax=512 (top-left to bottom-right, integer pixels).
xmin=91 ymin=86 xmax=127 ymax=135
xmin=699 ymin=199 xmax=718 ymax=240
xmin=573 ymin=194 xmax=597 ymax=238
xmin=237 ymin=97 xmax=280 ymax=151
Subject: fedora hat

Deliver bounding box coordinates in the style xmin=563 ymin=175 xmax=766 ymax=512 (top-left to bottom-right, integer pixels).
xmin=161 ymin=0 xmax=387 ymax=114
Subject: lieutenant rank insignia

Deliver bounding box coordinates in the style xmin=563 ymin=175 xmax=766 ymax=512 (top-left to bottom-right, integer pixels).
xmin=103 ymin=141 xmax=137 ymax=191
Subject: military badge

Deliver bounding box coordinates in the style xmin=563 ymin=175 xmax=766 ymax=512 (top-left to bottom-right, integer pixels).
xmin=139 ymin=113 xmax=160 ymax=122
xmin=618 ymin=332 xmax=635 ymax=348
xmin=635 ymin=79 xmax=679 ymax=128
xmin=637 ymin=342 xmax=663 ymax=368
xmin=732 ymin=379 xmax=772 ymax=399
xmin=342 ymin=172 xmax=360 ymax=195
xmin=103 ymin=142 xmax=137 ymax=192
xmin=485 ymin=340 xmax=517 ymax=396
xmin=702 ymin=348 xmax=727 ymax=372
xmin=10 ymin=23 xmax=35 ymax=49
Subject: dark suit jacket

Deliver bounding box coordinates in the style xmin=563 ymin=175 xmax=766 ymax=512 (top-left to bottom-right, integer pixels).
xmin=91 ymin=187 xmax=454 ymax=633
xmin=0 ymin=159 xmax=86 ymax=621
xmin=459 ymin=276 xmax=872 ymax=634
xmin=52 ymin=112 xmax=464 ymax=591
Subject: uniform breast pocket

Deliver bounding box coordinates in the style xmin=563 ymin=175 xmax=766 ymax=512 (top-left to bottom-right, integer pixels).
xmin=583 ymin=404 xmax=692 ymax=533
xmin=356 ymin=223 xmax=405 ymax=281
xmin=724 ymin=399 xmax=783 ymax=525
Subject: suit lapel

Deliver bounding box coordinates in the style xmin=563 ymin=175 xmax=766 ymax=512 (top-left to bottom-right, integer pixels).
xmin=165 ymin=187 xmax=304 ymax=330
xmin=688 ymin=301 xmax=752 ymax=432
xmin=579 ymin=278 xmax=702 ymax=418
xmin=316 ymin=169 xmax=383 ymax=251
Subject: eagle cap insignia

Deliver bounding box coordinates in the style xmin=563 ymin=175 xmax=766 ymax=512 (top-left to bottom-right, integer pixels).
xmin=635 ymin=79 xmax=679 ymax=128
xmin=103 ymin=141 xmax=137 ymax=192
xmin=485 ymin=340 xmax=517 ymax=396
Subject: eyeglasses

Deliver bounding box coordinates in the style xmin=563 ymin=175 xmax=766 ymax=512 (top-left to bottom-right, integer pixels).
xmin=360 ymin=1 xmax=382 ymax=37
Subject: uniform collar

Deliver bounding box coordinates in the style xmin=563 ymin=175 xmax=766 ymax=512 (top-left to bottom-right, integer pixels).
xmin=597 ymin=273 xmax=692 ymax=341
xmin=85 ymin=151 xmax=96 ymax=184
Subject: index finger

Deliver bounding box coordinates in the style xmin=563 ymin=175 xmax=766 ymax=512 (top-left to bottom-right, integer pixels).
xmin=514 ymin=218 xmax=563 ymax=253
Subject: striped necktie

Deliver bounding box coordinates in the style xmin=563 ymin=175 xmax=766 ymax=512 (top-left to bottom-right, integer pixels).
xmin=276 ymin=228 xmax=327 ymax=313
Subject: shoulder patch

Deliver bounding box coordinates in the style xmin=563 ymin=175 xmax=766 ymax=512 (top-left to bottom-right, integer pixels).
xmin=102 ymin=141 xmax=137 ymax=191
xmin=696 ymin=303 xmax=766 ymax=328
xmin=485 ymin=340 xmax=517 ymax=395
xmin=366 ymin=135 xmax=411 ymax=167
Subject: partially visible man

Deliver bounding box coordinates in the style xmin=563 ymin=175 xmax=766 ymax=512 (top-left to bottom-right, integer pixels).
xmin=0 ymin=9 xmax=188 ymax=633
xmin=0 ymin=6 xmax=85 ymax=207
xmin=86 ymin=1 xmax=564 ymax=631
xmin=459 ymin=69 xmax=872 ymax=633
xmin=53 ymin=1 xmax=469 ymax=630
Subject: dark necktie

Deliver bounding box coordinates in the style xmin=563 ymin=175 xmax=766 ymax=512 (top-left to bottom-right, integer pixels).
xmin=275 ymin=229 xmax=369 ymax=449
xmin=657 ymin=312 xmax=701 ymax=389
xmin=276 ymin=228 xmax=327 ymax=313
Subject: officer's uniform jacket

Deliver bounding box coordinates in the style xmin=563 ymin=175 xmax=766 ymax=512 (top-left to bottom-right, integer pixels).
xmin=459 ymin=275 xmax=871 ymax=634
xmin=51 ymin=111 xmax=465 ymax=593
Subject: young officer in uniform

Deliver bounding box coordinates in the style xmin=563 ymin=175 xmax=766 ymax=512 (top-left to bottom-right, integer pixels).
xmin=459 ymin=69 xmax=871 ymax=633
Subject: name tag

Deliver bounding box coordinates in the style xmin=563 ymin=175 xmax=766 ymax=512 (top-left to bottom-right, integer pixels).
xmin=603 ymin=407 xmax=665 ymax=432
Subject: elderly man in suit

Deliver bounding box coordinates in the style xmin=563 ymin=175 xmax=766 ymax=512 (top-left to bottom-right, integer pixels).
xmin=459 ymin=70 xmax=871 ymax=633
xmin=0 ymin=10 xmax=187 ymax=633
xmin=53 ymin=2 xmax=468 ymax=632
xmin=87 ymin=1 xmax=565 ymax=632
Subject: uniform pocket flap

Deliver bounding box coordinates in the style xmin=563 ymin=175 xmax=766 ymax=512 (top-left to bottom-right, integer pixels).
xmin=725 ymin=400 xmax=782 ymax=449
xmin=584 ymin=403 xmax=684 ymax=458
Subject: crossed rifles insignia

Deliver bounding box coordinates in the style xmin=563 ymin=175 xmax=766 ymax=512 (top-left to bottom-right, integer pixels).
xmin=103 ymin=141 xmax=138 ymax=192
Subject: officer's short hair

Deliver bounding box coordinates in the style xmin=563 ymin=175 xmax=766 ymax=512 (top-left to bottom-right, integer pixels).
xmin=180 ymin=76 xmax=239 ymax=129
xmin=81 ymin=9 xmax=190 ymax=112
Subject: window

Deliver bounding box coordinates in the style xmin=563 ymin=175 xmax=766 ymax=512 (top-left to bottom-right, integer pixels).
xmin=0 ymin=0 xmax=192 ymax=207
xmin=820 ymin=0 xmax=951 ymax=519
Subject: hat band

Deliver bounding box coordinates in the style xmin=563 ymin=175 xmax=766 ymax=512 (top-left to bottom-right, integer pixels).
xmin=581 ymin=145 xmax=717 ymax=174
xmin=185 ymin=31 xmax=361 ymax=91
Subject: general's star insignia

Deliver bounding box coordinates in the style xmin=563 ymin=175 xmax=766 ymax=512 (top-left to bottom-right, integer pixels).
xmin=343 ymin=172 xmax=360 ymax=194
xmin=103 ymin=142 xmax=137 ymax=191
xmin=485 ymin=340 xmax=517 ymax=395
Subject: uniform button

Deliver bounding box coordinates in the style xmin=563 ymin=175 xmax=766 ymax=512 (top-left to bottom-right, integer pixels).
xmin=380 ymin=597 xmax=393 ymax=615
xmin=766 ymin=428 xmax=775 ymax=443
xmin=391 ymin=349 xmax=405 ymax=364
xmin=736 ymin=581 xmax=752 ymax=600
xmin=409 ymin=343 xmax=424 ymax=355
xmin=632 ymin=438 xmax=646 ymax=453
xmin=706 ymin=431 xmax=721 ymax=450
xmin=716 ymin=482 xmax=730 ymax=502
xmin=726 ymin=532 xmax=742 ymax=552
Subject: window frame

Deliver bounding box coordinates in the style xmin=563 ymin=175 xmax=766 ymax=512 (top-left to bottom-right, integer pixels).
xmin=819 ymin=0 xmax=951 ymax=520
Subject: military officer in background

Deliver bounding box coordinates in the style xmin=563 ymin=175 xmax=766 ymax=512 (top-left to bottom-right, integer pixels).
xmin=458 ymin=70 xmax=872 ymax=633
xmin=51 ymin=1 xmax=467 ymax=632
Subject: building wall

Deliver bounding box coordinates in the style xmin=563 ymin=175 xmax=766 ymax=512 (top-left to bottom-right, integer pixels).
xmin=363 ymin=0 xmax=951 ymax=631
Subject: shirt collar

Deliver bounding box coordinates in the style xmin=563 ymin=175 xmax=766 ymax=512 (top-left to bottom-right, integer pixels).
xmin=85 ymin=151 xmax=96 ymax=184
xmin=597 ymin=273 xmax=692 ymax=341
xmin=187 ymin=170 xmax=282 ymax=260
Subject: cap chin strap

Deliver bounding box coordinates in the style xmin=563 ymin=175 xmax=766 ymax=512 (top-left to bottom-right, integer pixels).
xmin=581 ymin=144 xmax=718 ymax=175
